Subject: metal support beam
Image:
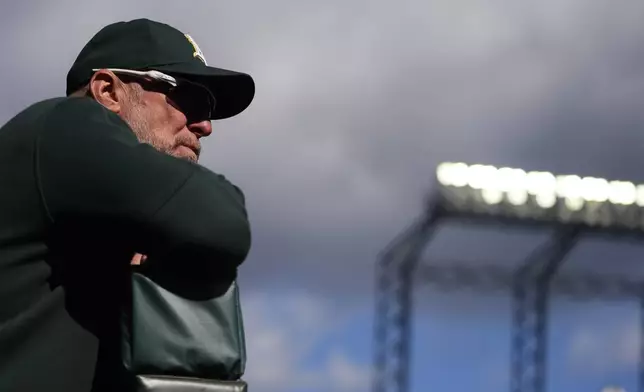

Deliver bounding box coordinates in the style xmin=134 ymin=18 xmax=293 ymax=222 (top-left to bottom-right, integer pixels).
xmin=393 ymin=265 xmax=414 ymax=392
xmin=510 ymin=226 xmax=581 ymax=392
xmin=639 ymin=291 xmax=644 ymax=392
xmin=373 ymin=212 xmax=438 ymax=392
xmin=373 ymin=252 xmax=394 ymax=392
xmin=417 ymin=263 xmax=643 ymax=300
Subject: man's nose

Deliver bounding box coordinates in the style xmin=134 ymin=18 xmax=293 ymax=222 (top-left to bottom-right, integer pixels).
xmin=188 ymin=120 xmax=213 ymax=138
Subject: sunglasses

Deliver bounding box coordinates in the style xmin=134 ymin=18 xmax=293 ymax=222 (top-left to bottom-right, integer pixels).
xmin=92 ymin=68 xmax=216 ymax=122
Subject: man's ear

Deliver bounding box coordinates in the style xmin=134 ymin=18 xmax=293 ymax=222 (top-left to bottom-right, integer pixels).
xmin=88 ymin=70 xmax=126 ymax=114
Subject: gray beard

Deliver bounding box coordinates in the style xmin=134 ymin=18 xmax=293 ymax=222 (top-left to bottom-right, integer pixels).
xmin=121 ymin=104 xmax=198 ymax=163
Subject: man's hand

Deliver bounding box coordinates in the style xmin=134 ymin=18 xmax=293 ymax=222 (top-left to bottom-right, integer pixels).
xmin=131 ymin=253 xmax=148 ymax=266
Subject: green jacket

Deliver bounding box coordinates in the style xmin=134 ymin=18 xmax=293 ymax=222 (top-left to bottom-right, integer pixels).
xmin=0 ymin=97 xmax=251 ymax=392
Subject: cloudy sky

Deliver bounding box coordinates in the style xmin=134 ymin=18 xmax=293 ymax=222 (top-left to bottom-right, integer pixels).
xmin=4 ymin=0 xmax=644 ymax=391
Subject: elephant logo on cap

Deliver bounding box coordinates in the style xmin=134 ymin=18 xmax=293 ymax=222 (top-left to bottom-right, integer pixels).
xmin=185 ymin=34 xmax=208 ymax=66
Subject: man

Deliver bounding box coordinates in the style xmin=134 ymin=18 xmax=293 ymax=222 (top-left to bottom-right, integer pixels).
xmin=0 ymin=18 xmax=255 ymax=392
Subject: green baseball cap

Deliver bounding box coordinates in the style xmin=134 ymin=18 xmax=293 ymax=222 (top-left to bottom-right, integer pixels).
xmin=66 ymin=18 xmax=255 ymax=120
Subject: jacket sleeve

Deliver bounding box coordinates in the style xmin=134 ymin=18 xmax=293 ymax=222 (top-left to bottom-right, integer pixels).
xmin=36 ymin=97 xmax=250 ymax=267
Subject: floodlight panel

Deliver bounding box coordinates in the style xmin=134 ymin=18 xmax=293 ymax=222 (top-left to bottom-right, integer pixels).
xmin=435 ymin=162 xmax=644 ymax=232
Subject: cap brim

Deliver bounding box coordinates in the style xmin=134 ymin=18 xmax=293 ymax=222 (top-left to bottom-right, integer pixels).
xmin=154 ymin=63 xmax=255 ymax=120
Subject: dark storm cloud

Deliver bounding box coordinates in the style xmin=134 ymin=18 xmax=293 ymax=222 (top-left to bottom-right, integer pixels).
xmin=3 ymin=0 xmax=644 ymax=298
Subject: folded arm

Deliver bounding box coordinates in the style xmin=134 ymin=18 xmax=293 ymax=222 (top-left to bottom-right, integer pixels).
xmin=37 ymin=98 xmax=250 ymax=269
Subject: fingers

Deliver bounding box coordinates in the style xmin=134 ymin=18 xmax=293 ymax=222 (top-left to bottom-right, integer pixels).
xmin=131 ymin=253 xmax=148 ymax=265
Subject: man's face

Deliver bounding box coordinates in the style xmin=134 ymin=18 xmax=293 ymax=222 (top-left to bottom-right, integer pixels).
xmin=119 ymin=78 xmax=213 ymax=163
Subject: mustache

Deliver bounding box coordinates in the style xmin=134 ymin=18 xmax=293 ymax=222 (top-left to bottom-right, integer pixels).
xmin=175 ymin=135 xmax=201 ymax=156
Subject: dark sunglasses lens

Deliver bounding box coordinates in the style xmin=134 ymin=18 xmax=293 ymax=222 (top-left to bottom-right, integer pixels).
xmin=169 ymin=84 xmax=213 ymax=121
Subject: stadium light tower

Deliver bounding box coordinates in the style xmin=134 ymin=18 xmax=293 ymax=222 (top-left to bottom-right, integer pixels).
xmin=374 ymin=161 xmax=644 ymax=392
